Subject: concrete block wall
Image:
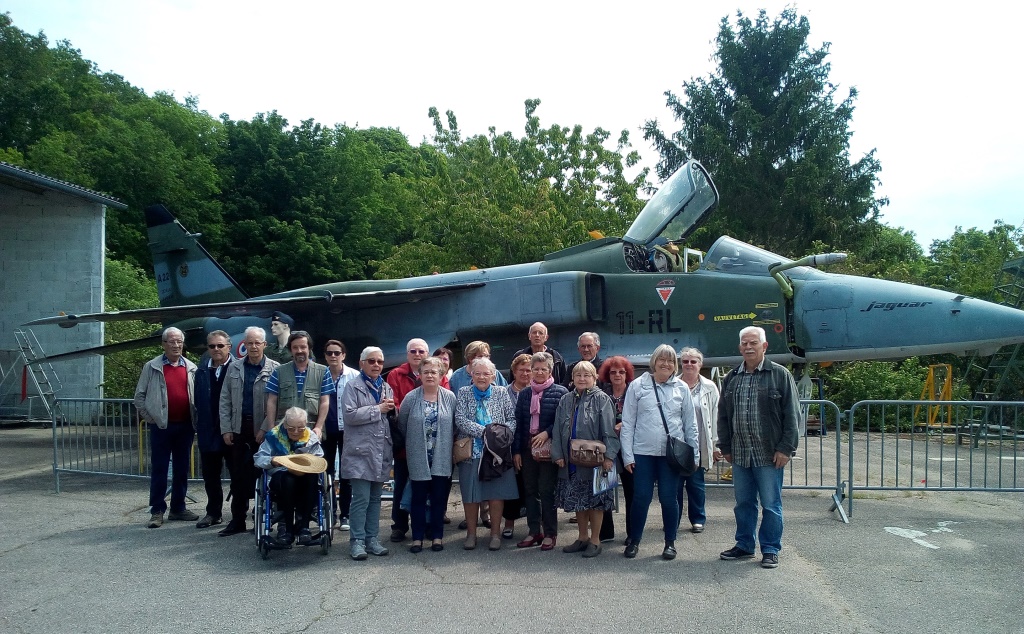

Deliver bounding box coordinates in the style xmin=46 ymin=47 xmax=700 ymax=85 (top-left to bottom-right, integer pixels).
xmin=0 ymin=183 xmax=105 ymax=401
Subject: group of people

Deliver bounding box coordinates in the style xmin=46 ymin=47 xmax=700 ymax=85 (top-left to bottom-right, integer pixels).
xmin=134 ymin=320 xmax=800 ymax=568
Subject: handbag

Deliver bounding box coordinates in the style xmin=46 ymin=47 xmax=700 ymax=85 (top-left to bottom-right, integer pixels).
xmin=652 ymin=380 xmax=697 ymax=477
xmin=530 ymin=437 xmax=552 ymax=461
xmin=569 ymin=438 xmax=606 ymax=468
xmin=452 ymin=436 xmax=472 ymax=464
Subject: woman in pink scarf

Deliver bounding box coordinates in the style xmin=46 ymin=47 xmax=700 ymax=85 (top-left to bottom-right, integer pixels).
xmin=512 ymin=352 xmax=568 ymax=550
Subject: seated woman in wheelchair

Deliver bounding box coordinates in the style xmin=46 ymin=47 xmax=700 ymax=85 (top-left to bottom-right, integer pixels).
xmin=255 ymin=406 xmax=325 ymax=546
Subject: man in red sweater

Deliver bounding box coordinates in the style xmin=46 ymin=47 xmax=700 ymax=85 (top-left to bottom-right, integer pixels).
xmin=134 ymin=327 xmax=199 ymax=528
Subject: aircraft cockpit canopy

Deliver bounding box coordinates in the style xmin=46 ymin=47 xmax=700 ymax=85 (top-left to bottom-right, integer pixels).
xmin=701 ymin=236 xmax=792 ymax=275
xmin=624 ymin=160 xmax=719 ymax=247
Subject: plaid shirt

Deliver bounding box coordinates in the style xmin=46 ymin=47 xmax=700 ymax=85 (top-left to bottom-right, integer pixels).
xmin=728 ymin=359 xmax=780 ymax=468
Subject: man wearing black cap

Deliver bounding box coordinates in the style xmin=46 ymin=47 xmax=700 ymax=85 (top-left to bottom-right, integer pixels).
xmin=265 ymin=311 xmax=294 ymax=364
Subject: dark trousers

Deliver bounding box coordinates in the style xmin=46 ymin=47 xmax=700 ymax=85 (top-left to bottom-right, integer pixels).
xmin=502 ymin=469 xmax=525 ymax=522
xmin=148 ymin=423 xmax=194 ymax=514
xmin=270 ymin=470 xmax=317 ymax=533
xmin=228 ymin=434 xmax=259 ymax=527
xmin=410 ymin=476 xmax=449 ymax=541
xmin=391 ymin=457 xmax=410 ymax=533
xmin=199 ymin=449 xmax=230 ymax=518
xmin=678 ymin=467 xmax=707 ymax=527
xmin=322 ymin=429 xmax=351 ymax=519
xmin=521 ymin=452 xmax=558 ymax=537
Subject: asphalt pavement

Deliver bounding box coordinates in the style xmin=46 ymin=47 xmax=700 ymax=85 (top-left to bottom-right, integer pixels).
xmin=1 ymin=427 xmax=1022 ymax=634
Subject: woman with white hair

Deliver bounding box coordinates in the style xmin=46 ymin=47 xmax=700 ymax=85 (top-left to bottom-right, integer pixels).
xmin=454 ymin=356 xmax=517 ymax=551
xmin=619 ymin=344 xmax=699 ymax=560
xmin=341 ymin=346 xmax=396 ymax=561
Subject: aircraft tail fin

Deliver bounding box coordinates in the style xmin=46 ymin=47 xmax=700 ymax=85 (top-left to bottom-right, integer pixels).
xmin=144 ymin=205 xmax=249 ymax=307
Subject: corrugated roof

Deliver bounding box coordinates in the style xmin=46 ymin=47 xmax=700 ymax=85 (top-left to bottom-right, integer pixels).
xmin=0 ymin=161 xmax=129 ymax=209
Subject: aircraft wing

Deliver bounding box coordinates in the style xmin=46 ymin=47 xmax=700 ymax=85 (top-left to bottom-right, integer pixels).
xmin=26 ymin=332 xmax=167 ymax=364
xmin=23 ymin=283 xmax=485 ymax=327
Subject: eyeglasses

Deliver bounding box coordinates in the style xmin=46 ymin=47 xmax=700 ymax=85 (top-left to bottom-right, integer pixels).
xmin=285 ymin=425 xmax=306 ymax=433
xmin=365 ymin=359 xmax=384 ymax=365
xmin=531 ymin=367 xmax=550 ymax=373
xmin=324 ymin=350 xmax=343 ymax=356
xmin=609 ymin=369 xmax=627 ymax=375
xmin=471 ymin=372 xmax=494 ymax=378
xmin=208 ymin=343 xmax=227 ymax=349
xmin=680 ymin=359 xmax=701 ymax=365
xmin=245 ymin=341 xmax=265 ymax=346
xmin=420 ymin=370 xmax=440 ymax=376
xmin=409 ymin=349 xmax=427 ymax=354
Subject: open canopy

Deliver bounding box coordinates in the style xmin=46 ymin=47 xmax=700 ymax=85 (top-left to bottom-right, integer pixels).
xmin=623 ymin=160 xmax=719 ymax=246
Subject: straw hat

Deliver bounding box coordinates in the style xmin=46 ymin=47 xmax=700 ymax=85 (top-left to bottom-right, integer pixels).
xmin=272 ymin=453 xmax=328 ymax=474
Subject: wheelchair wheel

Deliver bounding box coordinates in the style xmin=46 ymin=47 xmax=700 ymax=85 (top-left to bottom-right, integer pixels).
xmin=260 ymin=538 xmax=270 ymax=560
xmin=320 ymin=531 xmax=330 ymax=555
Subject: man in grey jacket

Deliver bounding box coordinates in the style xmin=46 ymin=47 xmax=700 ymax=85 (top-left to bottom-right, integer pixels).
xmin=134 ymin=327 xmax=198 ymax=528
xmin=717 ymin=326 xmax=801 ymax=569
xmin=217 ymin=326 xmax=280 ymax=536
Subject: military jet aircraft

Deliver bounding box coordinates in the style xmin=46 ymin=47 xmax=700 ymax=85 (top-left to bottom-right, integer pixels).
xmin=26 ymin=160 xmax=1024 ymax=371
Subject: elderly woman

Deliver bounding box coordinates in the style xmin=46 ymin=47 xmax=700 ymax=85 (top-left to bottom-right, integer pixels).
xmin=677 ymin=347 xmax=721 ymax=534
xmin=512 ymin=352 xmax=568 ymax=550
xmin=454 ymin=357 xmax=518 ymax=551
xmin=398 ymin=357 xmax=455 ymax=553
xmin=598 ymin=356 xmax=636 ymax=545
xmin=620 ymin=344 xmax=699 ymax=561
xmin=550 ymin=362 xmax=619 ymax=558
xmin=449 ymin=340 xmax=508 ymax=394
xmin=341 ymin=346 xmax=396 ymax=561
xmin=501 ymin=353 xmax=533 ymax=539
xmin=254 ymin=406 xmax=325 ymax=547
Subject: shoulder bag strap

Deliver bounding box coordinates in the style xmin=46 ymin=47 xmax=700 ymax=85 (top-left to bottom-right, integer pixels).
xmin=652 ymin=381 xmax=672 ymax=437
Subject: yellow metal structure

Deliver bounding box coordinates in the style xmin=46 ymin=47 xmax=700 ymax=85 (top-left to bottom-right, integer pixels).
xmin=915 ymin=364 xmax=953 ymax=429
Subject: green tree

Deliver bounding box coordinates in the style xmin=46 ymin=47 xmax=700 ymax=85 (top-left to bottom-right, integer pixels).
xmin=102 ymin=258 xmax=161 ymax=398
xmin=643 ymin=8 xmax=885 ymax=256
xmin=923 ymin=222 xmax=1023 ymax=299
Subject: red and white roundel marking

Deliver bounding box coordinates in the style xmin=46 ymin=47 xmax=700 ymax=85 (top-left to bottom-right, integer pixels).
xmin=235 ymin=341 xmax=247 ymax=358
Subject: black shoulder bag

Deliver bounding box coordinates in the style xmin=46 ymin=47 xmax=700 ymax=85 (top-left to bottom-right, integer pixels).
xmin=653 ymin=380 xmax=696 ymax=477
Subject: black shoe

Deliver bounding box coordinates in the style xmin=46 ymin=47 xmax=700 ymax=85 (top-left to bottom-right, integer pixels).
xmin=624 ymin=543 xmax=639 ymax=559
xmin=218 ymin=522 xmax=246 ymax=537
xmin=720 ymin=546 xmax=755 ymax=560
xmin=761 ymin=553 xmax=779 ymax=568
xmin=624 ymin=537 xmax=633 ymax=548
xmin=276 ymin=527 xmax=295 ymax=546
xmin=409 ymin=542 xmax=423 ymax=554
xmin=390 ymin=529 xmax=406 ymax=543
xmin=297 ymin=529 xmax=313 ymax=546
xmin=458 ymin=520 xmax=468 ymax=530
xmin=662 ymin=542 xmax=677 ymax=560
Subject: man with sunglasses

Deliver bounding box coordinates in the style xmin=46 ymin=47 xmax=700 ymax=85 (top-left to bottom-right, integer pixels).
xmin=193 ymin=330 xmax=234 ymax=529
xmin=265 ymin=331 xmax=332 ymax=435
xmin=385 ymin=338 xmax=450 ymax=542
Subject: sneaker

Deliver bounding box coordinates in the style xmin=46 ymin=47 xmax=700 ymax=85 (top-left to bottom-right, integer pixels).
xmin=761 ymin=553 xmax=779 ymax=568
xmin=147 ymin=513 xmax=164 ymax=528
xmin=662 ymin=542 xmax=677 ymax=560
xmin=350 ymin=540 xmax=368 ymax=560
xmin=340 ymin=517 xmax=351 ymax=531
xmin=167 ymin=509 xmax=200 ymax=522
xmin=367 ymin=538 xmax=390 ymax=556
xmin=582 ymin=543 xmax=602 ymax=558
xmin=390 ymin=529 xmax=406 ymax=543
xmin=691 ymin=523 xmax=705 ymax=534
xmin=720 ymin=546 xmax=755 ymax=560
xmin=297 ymin=529 xmax=313 ymax=546
xmin=195 ymin=515 xmax=222 ymax=529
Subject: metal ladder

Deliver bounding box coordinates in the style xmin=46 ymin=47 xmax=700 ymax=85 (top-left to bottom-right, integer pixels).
xmin=8 ymin=329 xmax=65 ymax=423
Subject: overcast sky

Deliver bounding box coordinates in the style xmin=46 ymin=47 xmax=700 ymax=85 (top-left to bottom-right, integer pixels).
xmin=6 ymin=0 xmax=1022 ymax=253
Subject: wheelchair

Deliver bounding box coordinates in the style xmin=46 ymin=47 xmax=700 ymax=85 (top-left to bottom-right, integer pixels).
xmin=255 ymin=468 xmax=334 ymax=559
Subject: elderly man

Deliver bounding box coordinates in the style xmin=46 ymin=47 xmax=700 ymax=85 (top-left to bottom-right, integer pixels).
xmin=563 ymin=332 xmax=607 ymax=391
xmin=264 ymin=311 xmax=294 ymax=364
xmin=511 ymin=322 xmax=567 ymax=385
xmin=717 ymin=326 xmax=800 ymax=569
xmin=135 ymin=327 xmax=198 ymax=528
xmin=193 ymin=330 xmax=234 ymax=529
xmin=264 ymin=331 xmax=332 ymax=435
xmin=385 ymin=338 xmax=447 ymax=542
xmin=218 ymin=326 xmax=280 ymax=537
xmin=255 ymin=406 xmax=325 ymax=547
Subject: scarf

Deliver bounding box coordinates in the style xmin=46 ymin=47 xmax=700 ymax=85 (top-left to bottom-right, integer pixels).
xmin=360 ymin=370 xmax=384 ymax=403
xmin=265 ymin=421 xmax=310 ymax=456
xmin=529 ymin=377 xmax=554 ymax=434
xmin=471 ymin=384 xmax=492 ymax=458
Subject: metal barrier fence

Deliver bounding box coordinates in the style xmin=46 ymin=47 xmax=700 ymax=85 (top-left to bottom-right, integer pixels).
xmin=845 ymin=400 xmax=1024 ymax=518
xmin=52 ymin=398 xmax=201 ymax=493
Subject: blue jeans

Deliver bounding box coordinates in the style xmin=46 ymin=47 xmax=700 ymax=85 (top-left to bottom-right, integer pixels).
xmin=148 ymin=423 xmax=194 ymax=514
xmin=349 ymin=479 xmax=383 ymax=543
xmin=677 ymin=467 xmax=707 ymax=527
xmin=629 ymin=454 xmax=680 ymax=544
xmin=731 ymin=464 xmax=784 ymax=555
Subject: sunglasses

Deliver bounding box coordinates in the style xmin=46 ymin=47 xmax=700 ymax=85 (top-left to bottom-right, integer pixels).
xmin=324 ymin=350 xmax=343 ymax=356
xmin=365 ymin=359 xmax=384 ymax=365
xmin=285 ymin=425 xmax=306 ymax=433
xmin=609 ymin=369 xmax=627 ymax=375
xmin=681 ymin=359 xmax=701 ymax=365
xmin=208 ymin=343 xmax=228 ymax=349
xmin=409 ymin=349 xmax=428 ymax=354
